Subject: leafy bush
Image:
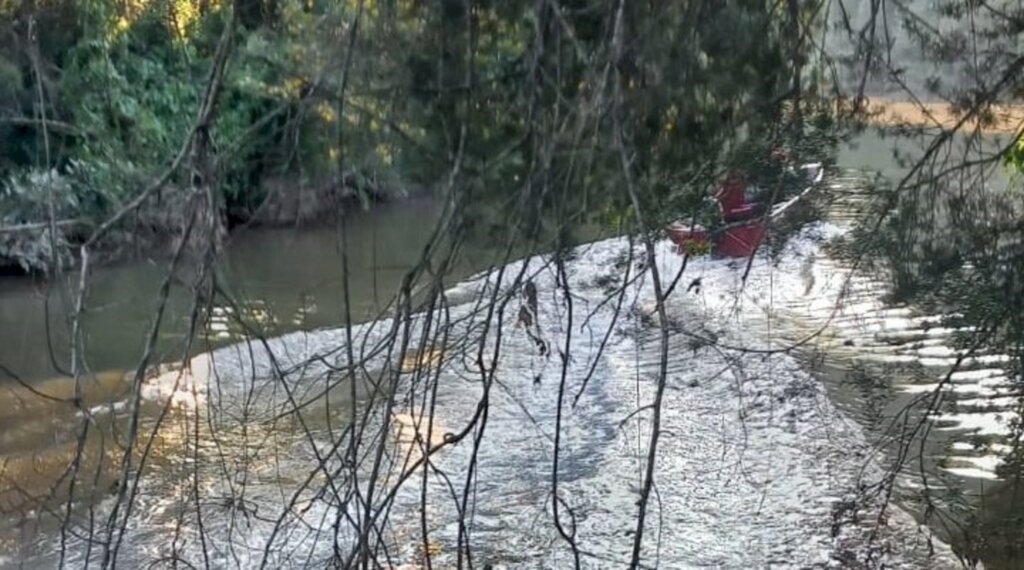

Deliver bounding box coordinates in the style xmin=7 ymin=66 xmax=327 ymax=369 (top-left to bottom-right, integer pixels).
xmin=0 ymin=169 xmax=77 ymax=271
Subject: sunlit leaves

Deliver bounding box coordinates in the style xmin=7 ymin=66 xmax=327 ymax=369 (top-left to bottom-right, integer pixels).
xmin=0 ymin=0 xmax=837 ymax=262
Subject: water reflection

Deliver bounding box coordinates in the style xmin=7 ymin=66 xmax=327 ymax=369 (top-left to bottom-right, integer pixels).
xmin=0 ymin=197 xmax=481 ymax=566
xmin=206 ymin=301 xmax=277 ymax=340
xmin=0 ymin=177 xmax=973 ymax=567
xmin=0 ymin=198 xmax=456 ymax=383
xmin=1 ymin=136 xmax=1018 ymax=565
xmin=0 ymin=352 xmax=365 ymax=566
xmin=807 ymin=131 xmax=1024 ymax=564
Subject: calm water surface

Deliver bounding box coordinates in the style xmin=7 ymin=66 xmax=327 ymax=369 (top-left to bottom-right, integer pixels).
xmin=0 ymin=197 xmax=490 ymax=383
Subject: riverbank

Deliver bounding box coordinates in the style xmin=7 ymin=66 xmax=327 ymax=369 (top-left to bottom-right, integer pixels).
xmin=865 ymin=98 xmax=1024 ymax=135
xmin=0 ymin=174 xmax=397 ymax=275
xmin=0 ymin=195 xmax=447 ymax=384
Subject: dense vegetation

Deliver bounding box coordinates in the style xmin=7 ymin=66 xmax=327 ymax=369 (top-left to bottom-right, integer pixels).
xmin=2 ymin=0 xmax=1024 ymax=567
xmin=0 ymin=0 xmax=836 ymax=271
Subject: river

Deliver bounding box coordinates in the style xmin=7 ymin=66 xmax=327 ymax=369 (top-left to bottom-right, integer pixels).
xmin=0 ymin=132 xmax=1019 ymax=567
xmin=1 ymin=196 xmax=464 ymax=382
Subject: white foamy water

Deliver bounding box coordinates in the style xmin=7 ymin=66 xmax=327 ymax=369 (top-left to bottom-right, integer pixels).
xmin=9 ymin=224 xmax=963 ymax=568
xmin=758 ymin=181 xmax=1020 ymax=485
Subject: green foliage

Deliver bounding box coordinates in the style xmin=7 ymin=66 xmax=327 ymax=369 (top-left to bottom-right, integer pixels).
xmin=0 ymin=169 xmax=77 ymax=270
xmin=0 ymin=56 xmax=20 ymax=104
xmin=61 ymin=34 xmax=201 ymax=200
xmin=1005 ymin=137 xmax=1024 ymax=173
xmin=0 ymin=0 xmax=839 ymax=268
xmin=846 ymin=171 xmax=1024 ymax=373
xmin=0 ymin=55 xmax=24 ymax=173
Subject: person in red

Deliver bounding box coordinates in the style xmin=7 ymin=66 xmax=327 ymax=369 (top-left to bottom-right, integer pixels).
xmin=714 ymin=169 xmax=765 ymax=222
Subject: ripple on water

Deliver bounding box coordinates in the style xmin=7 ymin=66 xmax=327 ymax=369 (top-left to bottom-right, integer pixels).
xmin=4 ymin=224 xmax=963 ymax=568
xmin=763 ymin=187 xmax=1020 ymax=487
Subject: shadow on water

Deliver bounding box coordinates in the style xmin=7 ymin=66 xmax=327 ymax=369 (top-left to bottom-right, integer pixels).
xmin=792 ymin=128 xmax=1024 ymax=567
xmin=0 ymin=198 xmax=464 ymax=561
xmin=3 ymin=130 xmax=1022 ymax=565
xmin=0 ymin=197 xmax=464 ymax=383
xmin=0 ymin=191 xmax=616 ymax=565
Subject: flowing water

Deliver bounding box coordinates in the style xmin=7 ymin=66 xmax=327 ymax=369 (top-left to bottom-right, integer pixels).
xmin=0 ymin=135 xmax=1021 ymax=567
xmin=0 ymin=217 xmax=963 ymax=568
xmin=4 ymin=0 xmax=1021 ymax=564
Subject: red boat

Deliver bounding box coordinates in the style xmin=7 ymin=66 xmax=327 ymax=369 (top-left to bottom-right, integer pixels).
xmin=668 ymin=163 xmax=823 ymax=258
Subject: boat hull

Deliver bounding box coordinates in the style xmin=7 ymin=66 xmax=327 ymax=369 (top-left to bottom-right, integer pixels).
xmin=667 ymin=162 xmax=823 ymax=259
xmin=715 ymin=221 xmax=766 ymax=258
